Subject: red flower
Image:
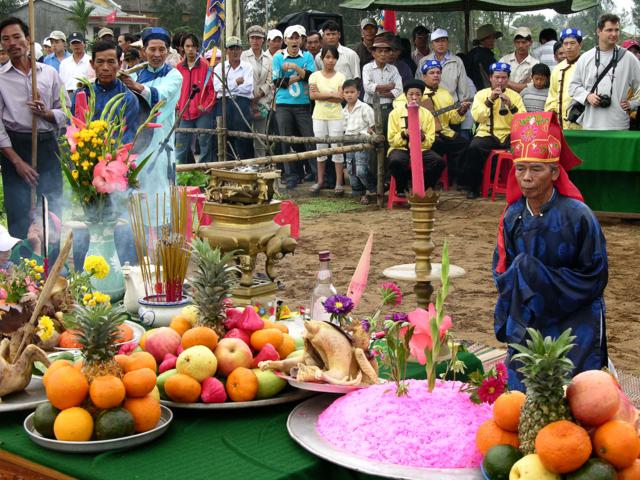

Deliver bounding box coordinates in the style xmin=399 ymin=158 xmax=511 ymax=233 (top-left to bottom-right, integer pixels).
xmin=495 ymin=363 xmax=508 ymax=382
xmin=92 ymin=160 xmax=129 ymax=193
xmin=477 ymin=376 xmax=505 ymax=404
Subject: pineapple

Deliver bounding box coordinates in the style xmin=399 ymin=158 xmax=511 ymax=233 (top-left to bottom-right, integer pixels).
xmin=510 ymin=328 xmax=576 ymax=455
xmin=69 ymin=303 xmax=129 ymax=380
xmin=189 ymin=238 xmax=239 ymax=336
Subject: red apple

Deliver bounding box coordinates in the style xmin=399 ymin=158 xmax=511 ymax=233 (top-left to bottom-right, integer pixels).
xmin=224 ymin=328 xmax=251 ymax=347
xmin=252 ymin=343 xmax=280 ymax=368
xmin=214 ymin=338 xmax=253 ymax=377
xmin=144 ymin=327 xmax=181 ymax=362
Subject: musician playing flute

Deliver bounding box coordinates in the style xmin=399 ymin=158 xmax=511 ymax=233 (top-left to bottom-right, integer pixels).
xmin=463 ymin=62 xmax=524 ymax=199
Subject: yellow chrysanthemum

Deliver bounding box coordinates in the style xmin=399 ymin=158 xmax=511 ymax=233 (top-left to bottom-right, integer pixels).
xmin=83 ymin=255 xmax=110 ymax=279
xmin=34 ymin=265 xmax=44 ymax=273
xmin=89 ymin=151 xmax=96 ymax=159
xmin=70 ymin=152 xmax=80 ymax=162
xmin=29 ymin=259 xmax=37 ymax=267
xmin=81 ymin=161 xmax=91 ymax=171
xmin=72 ymin=170 xmax=79 ymax=180
xmin=78 ymin=141 xmax=85 ymax=148
xmin=36 ymin=315 xmax=55 ymax=341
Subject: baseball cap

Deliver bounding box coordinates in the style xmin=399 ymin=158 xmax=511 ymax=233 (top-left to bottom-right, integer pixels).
xmin=622 ymin=39 xmax=640 ymax=50
xmin=267 ymin=29 xmax=283 ymax=41
xmin=43 ymin=38 xmax=51 ymax=47
xmin=360 ymin=18 xmax=378 ymax=30
xmin=246 ymin=25 xmax=266 ymax=38
xmin=284 ymin=25 xmax=305 ymax=39
xmin=68 ymin=32 xmax=85 ymax=43
xmin=226 ymin=36 xmax=242 ymax=48
xmin=97 ymin=27 xmax=114 ymax=39
xmin=430 ymin=28 xmax=448 ymax=42
xmin=513 ymin=26 xmax=532 ymax=39
xmin=0 ymin=226 xmax=20 ymax=252
xmin=48 ymin=31 xmax=66 ymax=42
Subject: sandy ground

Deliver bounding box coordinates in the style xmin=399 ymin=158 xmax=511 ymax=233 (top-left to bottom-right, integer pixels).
xmin=276 ymin=191 xmax=640 ymax=376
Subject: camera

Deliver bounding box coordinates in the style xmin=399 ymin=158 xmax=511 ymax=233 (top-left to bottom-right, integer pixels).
xmin=599 ymin=95 xmax=611 ymax=108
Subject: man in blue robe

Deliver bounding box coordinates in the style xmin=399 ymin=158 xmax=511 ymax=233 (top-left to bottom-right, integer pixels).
xmin=72 ymin=40 xmax=140 ymax=143
xmin=120 ymin=27 xmax=183 ymax=223
xmin=493 ymin=112 xmax=608 ymax=391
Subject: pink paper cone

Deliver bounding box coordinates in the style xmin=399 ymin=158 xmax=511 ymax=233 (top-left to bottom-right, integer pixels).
xmin=347 ymin=232 xmax=374 ymax=309
xmin=407 ymin=101 xmax=425 ymax=197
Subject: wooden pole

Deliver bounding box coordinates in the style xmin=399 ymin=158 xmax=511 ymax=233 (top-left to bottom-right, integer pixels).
xmin=28 ymin=0 xmax=38 ymax=209
xmin=175 ymin=127 xmax=384 ymax=145
xmin=220 ymin=26 xmax=227 ymax=162
xmin=464 ymin=1 xmax=471 ymax=53
xmin=177 ymin=143 xmax=373 ymax=172
xmin=373 ymin=95 xmax=385 ymax=208
xmin=216 ymin=115 xmax=225 ymax=162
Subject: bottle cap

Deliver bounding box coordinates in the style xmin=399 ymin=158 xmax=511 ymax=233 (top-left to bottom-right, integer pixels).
xmin=318 ymin=250 xmax=331 ymax=261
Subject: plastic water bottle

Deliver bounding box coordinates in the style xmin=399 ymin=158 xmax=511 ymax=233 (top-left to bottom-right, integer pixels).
xmin=309 ymin=250 xmax=337 ymax=321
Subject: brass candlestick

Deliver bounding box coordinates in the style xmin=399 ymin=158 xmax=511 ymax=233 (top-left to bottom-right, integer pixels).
xmin=409 ymin=189 xmax=439 ymax=308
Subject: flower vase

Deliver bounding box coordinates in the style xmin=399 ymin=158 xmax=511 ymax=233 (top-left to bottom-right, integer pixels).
xmin=85 ymin=222 xmax=125 ymax=302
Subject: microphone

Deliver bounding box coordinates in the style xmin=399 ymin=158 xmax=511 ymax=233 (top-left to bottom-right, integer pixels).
xmin=189 ymin=84 xmax=201 ymax=100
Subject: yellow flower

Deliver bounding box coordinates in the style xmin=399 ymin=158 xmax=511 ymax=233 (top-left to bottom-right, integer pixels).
xmin=83 ymin=293 xmax=93 ymax=303
xmin=35 ymin=265 xmax=44 ymax=273
xmin=89 ymin=151 xmax=96 ymax=159
xmin=29 ymin=259 xmax=37 ymax=267
xmin=78 ymin=141 xmax=85 ymax=148
xmin=34 ymin=273 xmax=41 ymax=280
xmin=72 ymin=132 xmax=80 ymax=139
xmin=36 ymin=315 xmax=55 ymax=342
xmin=83 ymin=255 xmax=110 ymax=279
xmin=70 ymin=152 xmax=80 ymax=163
xmin=72 ymin=170 xmax=79 ymax=180
xmin=81 ymin=161 xmax=91 ymax=171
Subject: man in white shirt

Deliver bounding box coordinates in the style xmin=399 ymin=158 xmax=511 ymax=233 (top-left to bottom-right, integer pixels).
xmin=499 ymin=27 xmax=539 ymax=93
xmin=214 ymin=36 xmax=254 ymax=159
xmin=531 ymin=28 xmax=558 ymax=68
xmin=241 ymin=25 xmax=274 ymax=157
xmin=59 ymin=32 xmax=93 ymax=97
xmin=314 ymin=20 xmax=360 ymax=79
xmin=411 ymin=25 xmax=430 ymax=67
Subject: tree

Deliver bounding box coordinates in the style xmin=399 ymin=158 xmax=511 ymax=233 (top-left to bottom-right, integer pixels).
xmin=634 ymin=0 xmax=640 ymax=33
xmin=67 ymin=0 xmax=95 ymax=36
xmin=0 ymin=0 xmax=20 ymax=18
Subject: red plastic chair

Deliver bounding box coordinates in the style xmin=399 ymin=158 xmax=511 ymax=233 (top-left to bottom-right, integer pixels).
xmin=490 ymin=154 xmax=513 ymax=202
xmin=387 ymin=176 xmax=409 ymax=209
xmin=273 ymin=200 xmax=300 ymax=240
xmin=438 ymin=154 xmax=449 ymax=192
xmin=481 ymin=149 xmax=513 ymax=198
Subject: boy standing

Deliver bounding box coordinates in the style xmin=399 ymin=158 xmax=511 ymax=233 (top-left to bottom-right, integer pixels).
xmin=342 ymin=79 xmax=376 ymax=204
xmin=520 ymin=63 xmax=551 ymax=112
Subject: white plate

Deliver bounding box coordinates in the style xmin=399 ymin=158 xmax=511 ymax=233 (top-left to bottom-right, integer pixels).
xmin=160 ymin=388 xmax=314 ymax=409
xmin=53 ymin=320 xmax=145 ymax=351
xmin=0 ymin=377 xmax=47 ymax=413
xmin=275 ymin=372 xmax=379 ymax=394
xmin=24 ymin=405 xmax=173 ymax=453
xmin=287 ymin=395 xmax=483 ymax=480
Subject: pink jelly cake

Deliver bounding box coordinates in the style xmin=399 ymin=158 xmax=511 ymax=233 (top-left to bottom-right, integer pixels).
xmin=316 ymin=379 xmax=493 ymax=468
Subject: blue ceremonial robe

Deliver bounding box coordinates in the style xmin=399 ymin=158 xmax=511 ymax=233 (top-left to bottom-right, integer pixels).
xmin=492 ymin=191 xmax=609 ymax=391
xmin=136 ymin=64 xmax=183 ymax=223
xmin=73 ymin=79 xmax=140 ymax=144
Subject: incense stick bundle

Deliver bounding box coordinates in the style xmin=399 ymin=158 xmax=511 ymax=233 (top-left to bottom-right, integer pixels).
xmin=128 ymin=187 xmax=193 ymax=302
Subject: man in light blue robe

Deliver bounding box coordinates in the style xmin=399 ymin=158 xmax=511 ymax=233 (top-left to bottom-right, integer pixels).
xmin=120 ymin=27 xmax=182 ymax=223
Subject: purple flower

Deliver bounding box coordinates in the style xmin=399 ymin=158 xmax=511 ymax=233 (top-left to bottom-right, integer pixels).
xmin=323 ymin=295 xmax=354 ymax=315
xmin=361 ymin=319 xmax=370 ymax=332
xmin=390 ymin=312 xmax=408 ymax=323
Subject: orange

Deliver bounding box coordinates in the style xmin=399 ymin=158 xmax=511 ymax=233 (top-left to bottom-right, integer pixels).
xmin=475 ymin=419 xmax=519 ymax=455
xmin=181 ymin=326 xmax=218 ymax=350
xmin=592 ymin=420 xmax=640 ymax=469
xmin=250 ymin=328 xmax=284 ymax=351
xmin=619 ymin=459 xmax=640 ymax=480
xmin=45 ymin=366 xmax=89 ymax=410
xmin=123 ymin=368 xmax=156 ymax=398
xmin=53 ymin=407 xmax=94 ymax=441
xmin=124 ymin=351 xmax=157 ymax=373
xmin=116 ymin=324 xmax=134 ymax=343
xmin=42 ymin=359 xmax=73 ymax=387
xmin=263 ymin=319 xmax=289 ymax=333
xmin=123 ymin=395 xmax=161 ymax=433
xmin=164 ymin=373 xmax=202 ymax=403
xmin=58 ymin=330 xmax=82 ymax=349
xmin=89 ymin=375 xmax=126 ymax=409
xmin=226 ymin=367 xmax=258 ymax=402
xmin=535 ymin=420 xmax=592 ymax=473
xmin=276 ymin=333 xmax=296 ymax=359
xmin=493 ymin=391 xmax=526 ymax=432
xmin=114 ymin=354 xmax=130 ymax=371
xmin=73 ymin=358 xmax=84 ymax=370
xmin=169 ymin=315 xmax=192 ymax=337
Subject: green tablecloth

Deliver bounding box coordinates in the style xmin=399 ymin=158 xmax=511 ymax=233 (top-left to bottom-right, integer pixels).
xmin=0 ymin=363 xmax=428 ymax=480
xmin=564 ymin=130 xmax=640 ymax=215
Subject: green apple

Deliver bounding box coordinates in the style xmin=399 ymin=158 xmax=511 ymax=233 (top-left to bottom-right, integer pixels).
xmin=286 ymin=349 xmax=304 ymax=360
xmin=149 ymin=385 xmax=160 ymax=401
xmin=156 ymin=369 xmax=178 ymax=399
xmin=177 ymin=345 xmax=217 ymax=382
xmin=293 ymin=337 xmax=304 ymax=350
xmin=252 ymin=368 xmax=287 ymax=399
xmin=510 ymin=454 xmax=561 ymax=480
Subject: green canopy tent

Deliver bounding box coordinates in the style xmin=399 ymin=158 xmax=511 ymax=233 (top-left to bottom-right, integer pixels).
xmin=340 ymin=0 xmax=598 ymax=51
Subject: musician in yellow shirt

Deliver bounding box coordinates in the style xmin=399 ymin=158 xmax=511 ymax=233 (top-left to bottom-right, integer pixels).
xmin=544 ymin=28 xmax=583 ymax=130
xmin=464 ymin=62 xmax=525 ymax=199
xmin=387 ymin=79 xmax=445 ymax=195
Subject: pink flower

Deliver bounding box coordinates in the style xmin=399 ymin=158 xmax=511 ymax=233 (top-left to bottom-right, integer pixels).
xmin=146 ymin=123 xmax=162 ymax=129
xmin=407 ymin=304 xmax=452 ymax=365
xmin=114 ymin=144 xmax=134 ymax=164
xmin=477 ymin=376 xmax=505 ymax=404
xmin=495 ymin=363 xmax=508 ymax=382
xmin=380 ymin=282 xmax=403 ymax=306
xmin=92 ymin=160 xmax=129 ymax=193
xmin=0 ymin=288 xmax=7 ymax=300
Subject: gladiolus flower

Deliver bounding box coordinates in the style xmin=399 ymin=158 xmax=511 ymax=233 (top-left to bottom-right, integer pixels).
xmin=92 ymin=160 xmax=129 ymax=193
xmin=146 ymin=123 xmax=162 ymax=129
xmin=407 ymin=303 xmax=452 ymax=365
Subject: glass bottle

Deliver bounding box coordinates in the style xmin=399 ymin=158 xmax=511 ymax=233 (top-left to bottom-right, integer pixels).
xmin=309 ymin=250 xmax=337 ymax=321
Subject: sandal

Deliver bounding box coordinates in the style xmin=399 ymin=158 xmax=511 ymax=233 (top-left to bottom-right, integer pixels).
xmin=359 ymin=195 xmax=370 ymax=205
xmin=334 ymin=185 xmax=345 ymax=197
xmin=309 ymin=183 xmax=323 ymax=194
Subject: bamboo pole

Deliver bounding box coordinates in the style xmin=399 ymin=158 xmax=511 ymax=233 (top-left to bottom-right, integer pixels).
xmin=373 ymin=95 xmax=385 ymax=208
xmin=28 ymin=0 xmax=38 ymax=209
xmin=177 ymin=143 xmax=373 ymax=172
xmin=176 ymin=127 xmax=384 ymax=145
xmin=216 ymin=115 xmax=225 ymax=162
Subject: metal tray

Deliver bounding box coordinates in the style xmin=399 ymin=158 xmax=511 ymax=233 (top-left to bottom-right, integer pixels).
xmin=287 ymin=394 xmax=483 ymax=480
xmin=24 ymin=405 xmax=173 ymax=453
xmin=53 ymin=320 xmax=144 ymax=351
xmin=0 ymin=377 xmax=47 ymax=413
xmin=160 ymin=387 xmax=314 ymax=409
xmin=275 ymin=372 xmax=377 ymax=394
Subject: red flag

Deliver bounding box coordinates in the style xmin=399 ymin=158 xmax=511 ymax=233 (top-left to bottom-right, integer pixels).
xmin=106 ymin=10 xmax=117 ymax=23
xmin=347 ymin=232 xmax=374 ymax=309
xmin=382 ymin=10 xmax=397 ymax=33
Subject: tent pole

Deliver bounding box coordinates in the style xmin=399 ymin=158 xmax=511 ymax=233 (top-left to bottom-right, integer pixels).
xmin=464 ymin=2 xmax=470 ymax=53
xmin=28 ymin=0 xmax=38 ymax=209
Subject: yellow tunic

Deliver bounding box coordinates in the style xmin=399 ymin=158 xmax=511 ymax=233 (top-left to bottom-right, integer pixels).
xmin=387 ymin=103 xmax=436 ymax=154
xmin=471 ymin=87 xmax=525 ymax=143
xmin=392 ymin=86 xmax=464 ymax=138
xmin=544 ymin=59 xmax=581 ymax=130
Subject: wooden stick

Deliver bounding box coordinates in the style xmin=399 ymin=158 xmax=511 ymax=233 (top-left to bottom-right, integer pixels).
xmin=373 ymin=95 xmax=385 ymax=208
xmin=176 ymin=143 xmax=373 ymax=172
xmin=28 ymin=0 xmax=38 ymax=209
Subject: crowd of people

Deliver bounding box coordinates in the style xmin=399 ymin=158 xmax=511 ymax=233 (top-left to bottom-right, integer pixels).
xmin=1 ymin=12 xmax=640 ymax=237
